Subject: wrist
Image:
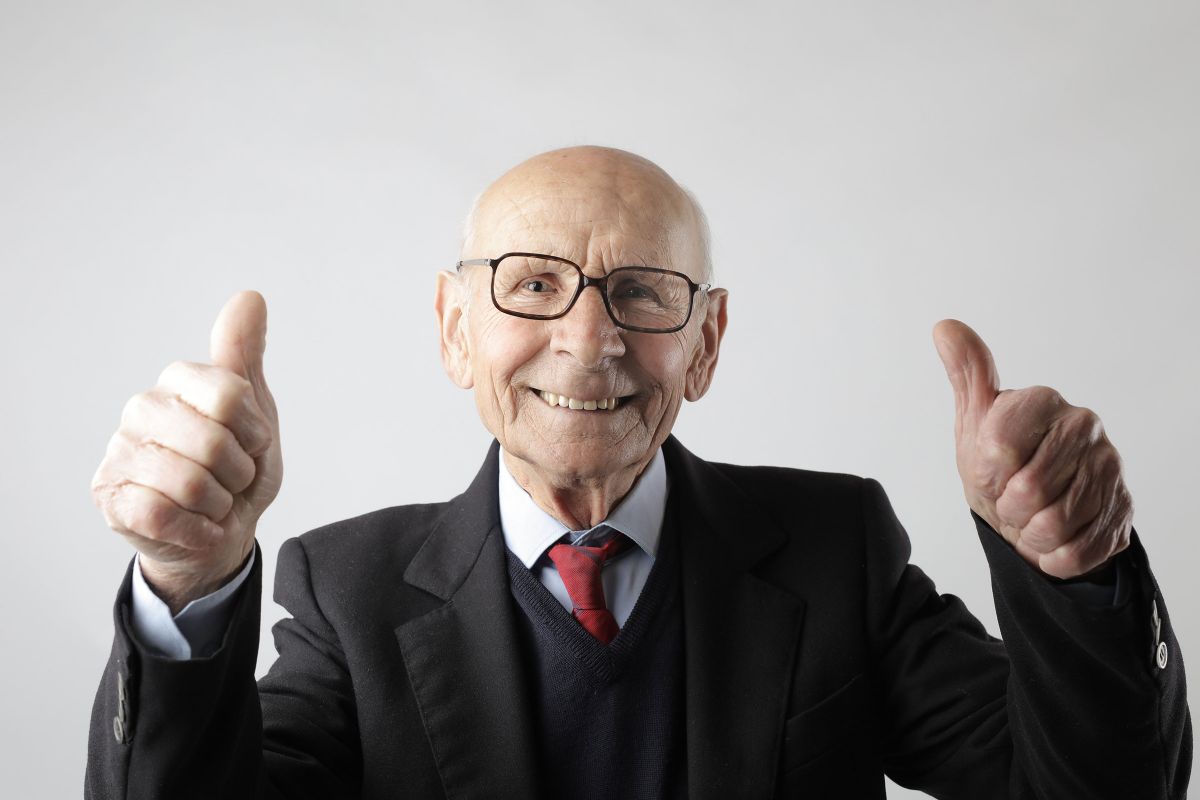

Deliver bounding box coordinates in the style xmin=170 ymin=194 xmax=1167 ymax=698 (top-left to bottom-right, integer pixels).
xmin=139 ymin=540 xmax=255 ymax=615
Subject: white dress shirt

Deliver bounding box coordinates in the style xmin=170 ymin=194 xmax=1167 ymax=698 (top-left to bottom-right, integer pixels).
xmin=130 ymin=447 xmax=669 ymax=658
xmin=497 ymin=447 xmax=667 ymax=627
xmin=130 ymin=549 xmax=256 ymax=659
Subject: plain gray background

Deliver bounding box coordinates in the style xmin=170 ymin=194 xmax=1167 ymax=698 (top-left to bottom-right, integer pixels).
xmin=2 ymin=1 xmax=1196 ymax=796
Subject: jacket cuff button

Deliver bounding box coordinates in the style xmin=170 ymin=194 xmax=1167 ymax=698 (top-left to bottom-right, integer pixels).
xmin=1156 ymin=641 xmax=1169 ymax=669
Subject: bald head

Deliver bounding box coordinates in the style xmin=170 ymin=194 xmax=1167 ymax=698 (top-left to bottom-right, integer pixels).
xmin=462 ymin=146 xmax=712 ymax=282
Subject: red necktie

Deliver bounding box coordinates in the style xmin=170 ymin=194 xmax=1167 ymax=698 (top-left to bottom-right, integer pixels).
xmin=547 ymin=531 xmax=631 ymax=644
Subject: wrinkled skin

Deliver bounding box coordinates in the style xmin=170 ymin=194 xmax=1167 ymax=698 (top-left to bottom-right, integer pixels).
xmin=435 ymin=146 xmax=728 ymax=529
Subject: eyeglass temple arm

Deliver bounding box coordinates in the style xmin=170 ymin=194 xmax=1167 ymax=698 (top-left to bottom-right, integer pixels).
xmin=456 ymin=258 xmax=496 ymax=269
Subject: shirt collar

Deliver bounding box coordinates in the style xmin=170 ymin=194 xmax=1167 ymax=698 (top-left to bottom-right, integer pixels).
xmin=497 ymin=447 xmax=668 ymax=569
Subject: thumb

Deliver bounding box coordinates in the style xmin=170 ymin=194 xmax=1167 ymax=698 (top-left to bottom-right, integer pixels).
xmin=210 ymin=290 xmax=271 ymax=405
xmin=932 ymin=319 xmax=1000 ymax=434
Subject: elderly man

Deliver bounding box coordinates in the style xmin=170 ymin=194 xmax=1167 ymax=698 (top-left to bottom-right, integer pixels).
xmin=87 ymin=146 xmax=1189 ymax=799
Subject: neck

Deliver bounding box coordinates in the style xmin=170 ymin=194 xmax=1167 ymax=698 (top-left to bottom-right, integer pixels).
xmin=502 ymin=449 xmax=656 ymax=530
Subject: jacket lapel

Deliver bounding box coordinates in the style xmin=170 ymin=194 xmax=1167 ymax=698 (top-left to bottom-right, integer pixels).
xmin=394 ymin=442 xmax=541 ymax=800
xmin=664 ymin=437 xmax=808 ymax=800
xmin=394 ymin=437 xmax=806 ymax=799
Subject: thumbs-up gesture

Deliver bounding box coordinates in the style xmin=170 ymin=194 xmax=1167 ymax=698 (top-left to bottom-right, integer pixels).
xmin=92 ymin=292 xmax=283 ymax=612
xmin=932 ymin=320 xmax=1132 ymax=579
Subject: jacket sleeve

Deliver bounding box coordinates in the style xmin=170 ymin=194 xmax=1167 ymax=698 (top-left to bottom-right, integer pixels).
xmin=84 ymin=538 xmax=363 ymax=800
xmin=862 ymin=477 xmax=1191 ymax=799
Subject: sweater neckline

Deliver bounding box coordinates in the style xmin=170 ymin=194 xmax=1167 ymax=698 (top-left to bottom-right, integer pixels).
xmin=505 ymin=495 xmax=680 ymax=683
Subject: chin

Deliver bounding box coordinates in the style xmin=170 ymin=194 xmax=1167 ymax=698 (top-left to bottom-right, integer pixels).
xmin=548 ymin=443 xmax=623 ymax=479
xmin=516 ymin=435 xmax=644 ymax=484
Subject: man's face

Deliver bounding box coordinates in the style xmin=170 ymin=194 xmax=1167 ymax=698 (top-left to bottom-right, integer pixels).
xmin=436 ymin=149 xmax=727 ymax=486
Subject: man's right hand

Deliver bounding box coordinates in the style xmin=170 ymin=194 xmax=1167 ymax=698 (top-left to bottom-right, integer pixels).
xmin=92 ymin=291 xmax=283 ymax=614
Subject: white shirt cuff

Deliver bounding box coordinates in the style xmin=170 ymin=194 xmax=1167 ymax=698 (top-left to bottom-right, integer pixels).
xmin=130 ymin=550 xmax=256 ymax=660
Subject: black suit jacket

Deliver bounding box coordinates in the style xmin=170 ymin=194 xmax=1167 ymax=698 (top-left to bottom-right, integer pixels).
xmin=87 ymin=436 xmax=1191 ymax=799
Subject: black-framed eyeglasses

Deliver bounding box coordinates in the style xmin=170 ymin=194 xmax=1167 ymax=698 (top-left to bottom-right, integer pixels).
xmin=455 ymin=252 xmax=711 ymax=334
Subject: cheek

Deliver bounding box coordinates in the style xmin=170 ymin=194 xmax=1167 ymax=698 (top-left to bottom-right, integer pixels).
xmin=469 ymin=316 xmax=545 ymax=402
xmin=639 ymin=334 xmax=693 ymax=402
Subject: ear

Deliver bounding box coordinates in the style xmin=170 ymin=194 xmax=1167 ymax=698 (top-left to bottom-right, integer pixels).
xmin=684 ymin=288 xmax=728 ymax=401
xmin=434 ymin=270 xmax=474 ymax=389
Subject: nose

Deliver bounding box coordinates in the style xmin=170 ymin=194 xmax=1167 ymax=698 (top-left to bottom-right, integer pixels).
xmin=549 ymin=281 xmax=626 ymax=368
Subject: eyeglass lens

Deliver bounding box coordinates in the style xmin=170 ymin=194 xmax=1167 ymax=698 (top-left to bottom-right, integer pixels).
xmin=492 ymin=255 xmax=692 ymax=330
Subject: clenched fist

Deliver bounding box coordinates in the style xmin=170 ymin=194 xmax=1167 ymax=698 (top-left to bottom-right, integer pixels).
xmin=92 ymin=291 xmax=283 ymax=612
xmin=933 ymin=319 xmax=1133 ymax=580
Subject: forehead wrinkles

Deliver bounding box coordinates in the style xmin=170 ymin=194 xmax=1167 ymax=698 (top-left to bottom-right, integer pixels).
xmin=481 ymin=184 xmax=681 ymax=269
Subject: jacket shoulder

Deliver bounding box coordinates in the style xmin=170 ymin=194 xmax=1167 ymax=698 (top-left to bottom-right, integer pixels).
xmin=283 ymin=502 xmax=450 ymax=585
xmin=705 ymin=458 xmax=867 ymax=515
xmin=696 ymin=459 xmax=881 ymax=585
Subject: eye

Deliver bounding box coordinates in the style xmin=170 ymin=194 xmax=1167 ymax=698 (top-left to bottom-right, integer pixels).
xmin=612 ymin=279 xmax=660 ymax=303
xmin=617 ymin=284 xmax=653 ymax=299
xmin=523 ymin=279 xmax=552 ymax=293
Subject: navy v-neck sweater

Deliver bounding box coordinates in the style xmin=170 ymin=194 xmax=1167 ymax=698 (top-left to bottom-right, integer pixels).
xmin=505 ymin=500 xmax=686 ymax=800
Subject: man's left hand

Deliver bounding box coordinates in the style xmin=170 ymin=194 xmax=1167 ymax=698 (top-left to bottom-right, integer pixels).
xmin=932 ymin=319 xmax=1133 ymax=579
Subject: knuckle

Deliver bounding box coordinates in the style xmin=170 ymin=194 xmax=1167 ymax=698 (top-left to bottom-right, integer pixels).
xmin=1072 ymin=407 xmax=1103 ymax=439
xmin=96 ymin=483 xmax=142 ymax=536
xmin=210 ymin=382 xmax=248 ymax=422
xmin=1024 ymin=510 xmax=1065 ymax=549
xmin=1121 ymin=484 xmax=1134 ymax=515
xmin=155 ymin=362 xmax=175 ymax=385
xmin=98 ymin=434 xmax=125 ymax=471
xmin=93 ymin=437 xmax=136 ymax=501
xmin=90 ymin=468 xmax=115 ymax=508
xmin=1004 ymin=471 xmax=1040 ymax=506
xmin=1023 ymin=515 xmax=1048 ymax=542
xmin=230 ymin=459 xmax=257 ymax=494
xmin=157 ymin=360 xmax=196 ymax=387
xmin=90 ymin=460 xmax=114 ymax=494
xmin=139 ymin=497 xmax=178 ymax=539
xmin=119 ymin=392 xmax=153 ymax=427
xmin=213 ymin=488 xmax=235 ymax=520
xmin=105 ymin=430 xmax=128 ymax=458
xmin=1029 ymin=385 xmax=1065 ymax=407
xmin=1094 ymin=447 xmax=1122 ymax=480
xmin=197 ymin=427 xmax=228 ymax=467
xmin=177 ymin=471 xmax=211 ymax=510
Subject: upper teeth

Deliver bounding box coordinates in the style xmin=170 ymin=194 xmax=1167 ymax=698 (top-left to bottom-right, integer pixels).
xmin=539 ymin=390 xmax=619 ymax=411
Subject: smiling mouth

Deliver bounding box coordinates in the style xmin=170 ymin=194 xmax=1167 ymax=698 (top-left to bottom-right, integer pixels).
xmin=532 ymin=388 xmax=626 ymax=411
